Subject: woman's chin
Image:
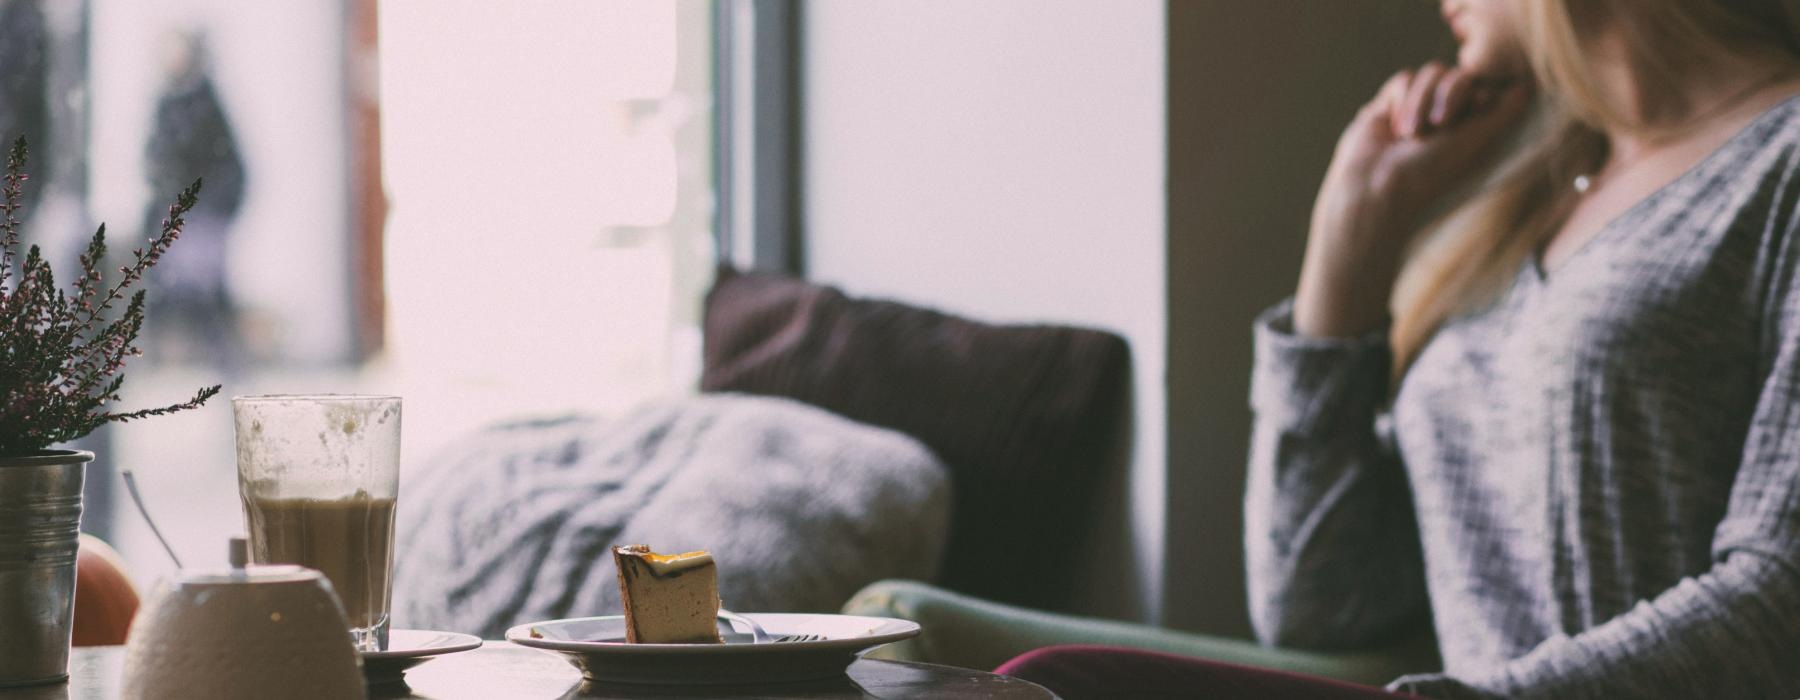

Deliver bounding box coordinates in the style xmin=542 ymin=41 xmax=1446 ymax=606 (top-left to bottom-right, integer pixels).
xmin=1457 ymin=40 xmax=1529 ymax=81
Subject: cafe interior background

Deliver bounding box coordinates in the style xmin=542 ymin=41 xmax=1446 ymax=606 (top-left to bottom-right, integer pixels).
xmin=1 ymin=0 xmax=1450 ymax=642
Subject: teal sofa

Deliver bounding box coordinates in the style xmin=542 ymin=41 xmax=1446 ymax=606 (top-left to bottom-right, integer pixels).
xmin=842 ymin=579 xmax=1441 ymax=687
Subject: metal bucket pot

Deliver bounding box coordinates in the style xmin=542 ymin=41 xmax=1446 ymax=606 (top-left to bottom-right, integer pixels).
xmin=0 ymin=450 xmax=91 ymax=687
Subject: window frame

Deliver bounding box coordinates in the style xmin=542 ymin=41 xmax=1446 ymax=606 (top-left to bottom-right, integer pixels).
xmin=713 ymin=0 xmax=804 ymax=275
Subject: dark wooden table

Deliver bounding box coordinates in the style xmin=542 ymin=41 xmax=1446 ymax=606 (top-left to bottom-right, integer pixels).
xmin=1 ymin=643 xmax=1057 ymax=699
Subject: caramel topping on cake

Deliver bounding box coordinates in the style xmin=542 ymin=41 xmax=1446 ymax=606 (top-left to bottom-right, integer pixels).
xmin=639 ymin=550 xmax=715 ymax=575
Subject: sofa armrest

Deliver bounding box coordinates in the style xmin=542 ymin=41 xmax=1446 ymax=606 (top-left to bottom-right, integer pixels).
xmin=842 ymin=579 xmax=1438 ymax=686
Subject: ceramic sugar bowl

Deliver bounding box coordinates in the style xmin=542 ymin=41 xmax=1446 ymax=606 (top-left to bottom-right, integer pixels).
xmin=121 ymin=538 xmax=365 ymax=700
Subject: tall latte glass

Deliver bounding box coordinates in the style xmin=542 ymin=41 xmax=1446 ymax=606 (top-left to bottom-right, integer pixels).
xmin=233 ymin=395 xmax=401 ymax=652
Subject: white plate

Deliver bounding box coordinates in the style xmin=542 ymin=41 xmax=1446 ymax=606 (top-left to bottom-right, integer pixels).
xmin=505 ymin=613 xmax=920 ymax=685
xmin=361 ymin=629 xmax=483 ymax=684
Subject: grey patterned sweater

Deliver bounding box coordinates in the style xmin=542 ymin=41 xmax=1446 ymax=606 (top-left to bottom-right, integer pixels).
xmin=1246 ymin=95 xmax=1800 ymax=699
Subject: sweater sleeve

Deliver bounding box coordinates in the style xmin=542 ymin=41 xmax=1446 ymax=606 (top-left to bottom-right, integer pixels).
xmin=1244 ymin=300 xmax=1430 ymax=650
xmin=1391 ymin=229 xmax=1800 ymax=700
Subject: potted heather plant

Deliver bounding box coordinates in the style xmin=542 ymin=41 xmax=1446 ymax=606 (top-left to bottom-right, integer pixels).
xmin=0 ymin=137 xmax=219 ymax=687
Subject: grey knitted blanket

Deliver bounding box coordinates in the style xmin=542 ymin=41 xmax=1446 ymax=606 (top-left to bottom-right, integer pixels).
xmin=391 ymin=394 xmax=950 ymax=639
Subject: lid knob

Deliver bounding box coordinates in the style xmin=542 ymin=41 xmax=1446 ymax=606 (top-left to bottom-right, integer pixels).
xmin=228 ymin=536 xmax=248 ymax=569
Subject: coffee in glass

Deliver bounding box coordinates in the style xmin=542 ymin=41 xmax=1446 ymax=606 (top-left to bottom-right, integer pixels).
xmin=233 ymin=394 xmax=401 ymax=652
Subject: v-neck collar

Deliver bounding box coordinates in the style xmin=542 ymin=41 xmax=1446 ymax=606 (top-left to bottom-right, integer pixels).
xmin=1529 ymin=91 xmax=1800 ymax=282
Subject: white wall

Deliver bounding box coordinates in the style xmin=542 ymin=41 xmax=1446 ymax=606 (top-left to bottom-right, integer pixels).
xmin=803 ymin=0 xmax=1166 ymax=623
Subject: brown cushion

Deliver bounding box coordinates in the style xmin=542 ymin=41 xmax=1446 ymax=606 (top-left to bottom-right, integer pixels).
xmin=701 ymin=266 xmax=1131 ymax=610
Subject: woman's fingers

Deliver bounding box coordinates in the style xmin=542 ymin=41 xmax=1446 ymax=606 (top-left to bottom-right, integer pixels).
xmin=1358 ymin=69 xmax=1413 ymax=137
xmin=1385 ymin=69 xmax=1420 ymax=137
xmin=1431 ymin=81 xmax=1534 ymax=160
xmin=1431 ymin=68 xmax=1476 ymax=127
xmin=1346 ymin=64 xmax=1525 ymax=161
xmin=1396 ymin=62 xmax=1446 ymax=137
xmin=1377 ymin=69 xmax=1413 ymax=111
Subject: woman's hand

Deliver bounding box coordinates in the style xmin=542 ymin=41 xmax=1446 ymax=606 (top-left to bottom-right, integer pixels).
xmin=1293 ymin=63 xmax=1532 ymax=338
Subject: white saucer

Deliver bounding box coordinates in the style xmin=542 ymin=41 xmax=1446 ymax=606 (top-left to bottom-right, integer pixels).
xmin=506 ymin=613 xmax=920 ymax=686
xmin=361 ymin=629 xmax=483 ymax=684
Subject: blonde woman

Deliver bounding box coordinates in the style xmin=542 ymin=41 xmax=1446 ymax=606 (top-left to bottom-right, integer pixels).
xmin=997 ymin=1 xmax=1800 ymax=697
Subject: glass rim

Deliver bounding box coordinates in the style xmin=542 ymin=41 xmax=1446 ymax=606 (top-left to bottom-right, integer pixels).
xmin=231 ymin=393 xmax=402 ymax=404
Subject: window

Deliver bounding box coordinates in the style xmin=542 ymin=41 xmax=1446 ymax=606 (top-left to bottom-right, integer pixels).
xmin=2 ymin=0 xmax=718 ymax=578
xmin=376 ymin=0 xmax=717 ymax=450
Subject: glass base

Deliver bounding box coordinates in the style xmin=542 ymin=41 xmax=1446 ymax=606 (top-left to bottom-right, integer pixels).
xmin=351 ymin=620 xmax=390 ymax=653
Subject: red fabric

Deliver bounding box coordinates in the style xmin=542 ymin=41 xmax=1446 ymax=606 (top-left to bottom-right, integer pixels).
xmin=995 ymin=645 xmax=1415 ymax=700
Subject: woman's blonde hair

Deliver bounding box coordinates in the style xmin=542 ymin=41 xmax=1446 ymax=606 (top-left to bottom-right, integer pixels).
xmin=1388 ymin=0 xmax=1800 ymax=378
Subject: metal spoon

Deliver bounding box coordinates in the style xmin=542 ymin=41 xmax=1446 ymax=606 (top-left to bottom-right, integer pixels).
xmin=120 ymin=467 xmax=183 ymax=568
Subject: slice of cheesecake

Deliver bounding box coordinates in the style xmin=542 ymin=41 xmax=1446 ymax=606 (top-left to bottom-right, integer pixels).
xmin=612 ymin=544 xmax=724 ymax=644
